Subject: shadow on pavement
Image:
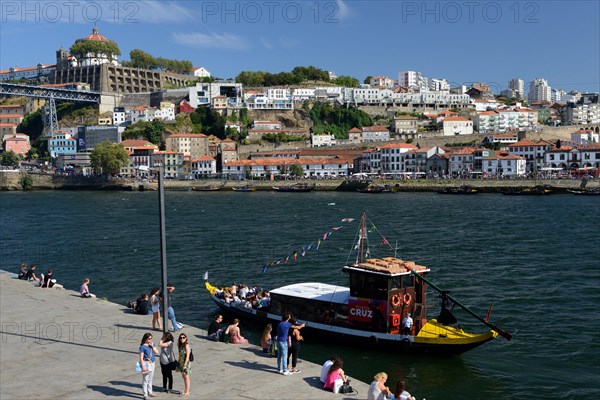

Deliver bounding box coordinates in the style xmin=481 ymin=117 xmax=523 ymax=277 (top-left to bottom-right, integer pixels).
xmin=87 ymin=384 xmax=140 ymax=398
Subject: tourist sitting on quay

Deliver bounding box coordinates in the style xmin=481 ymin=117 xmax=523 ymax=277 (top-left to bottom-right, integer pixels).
xmin=394 ymin=379 xmax=416 ymax=400
xmin=261 ymin=323 xmax=273 ymax=353
xmin=136 ymin=293 xmax=150 ymax=315
xmin=367 ymin=372 xmax=393 ymax=400
xmin=17 ymin=263 xmax=28 ymax=279
xmin=225 ymin=318 xmax=249 ymax=344
xmin=320 ymin=356 xmax=340 ymax=383
xmin=39 ymin=268 xmax=62 ymax=289
xmin=207 ymin=314 xmax=224 ymax=342
xmin=25 ymin=264 xmax=40 ymax=283
xmin=80 ymin=278 xmax=96 ymax=298
xmin=324 ymin=357 xmax=348 ymax=393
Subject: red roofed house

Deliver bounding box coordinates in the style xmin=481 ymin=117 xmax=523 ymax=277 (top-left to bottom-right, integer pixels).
xmin=508 ymin=139 xmax=552 ymax=173
xmin=483 ymin=152 xmax=526 ymax=177
xmin=361 ymin=126 xmax=390 ymax=143
xmin=191 ymin=155 xmax=217 ymax=177
xmin=3 ymin=133 xmax=30 ymax=156
xmin=443 ymin=117 xmax=473 ymax=136
xmin=379 ymin=143 xmax=418 ymax=174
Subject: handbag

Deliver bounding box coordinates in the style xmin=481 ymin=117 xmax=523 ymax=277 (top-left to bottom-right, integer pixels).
xmin=169 ymin=361 xmax=178 ymax=371
xmin=188 ymin=349 xmax=194 ymax=362
xmin=339 ymin=380 xmax=354 ymax=394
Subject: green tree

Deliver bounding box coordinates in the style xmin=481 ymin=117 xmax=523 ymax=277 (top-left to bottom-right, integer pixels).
xmin=191 ymin=107 xmax=226 ymax=138
xmin=26 ymin=147 xmax=39 ymax=161
xmin=364 ymin=76 xmax=373 ymax=84
xmin=144 ymin=120 xmax=165 ymax=144
xmin=289 ymin=164 xmax=304 ymax=177
xmin=309 ymin=102 xmax=373 ymax=139
xmin=70 ymin=39 xmax=121 ymax=62
xmin=334 ymin=76 xmax=360 ymax=88
xmin=0 ymin=151 xmax=20 ymax=167
xmin=90 ymin=141 xmax=129 ymax=175
xmin=19 ymin=174 xmax=33 ymax=190
xmin=122 ymin=49 xmax=192 ymax=72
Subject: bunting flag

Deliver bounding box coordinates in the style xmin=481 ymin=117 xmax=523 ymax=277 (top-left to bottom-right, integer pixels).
xmin=485 ymin=303 xmax=494 ymax=322
xmin=260 ymin=222 xmax=348 ymax=272
xmin=379 ymin=237 xmax=389 ymax=247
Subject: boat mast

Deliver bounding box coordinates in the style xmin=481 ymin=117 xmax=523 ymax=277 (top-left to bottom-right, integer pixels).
xmin=360 ymin=212 xmax=366 ymax=264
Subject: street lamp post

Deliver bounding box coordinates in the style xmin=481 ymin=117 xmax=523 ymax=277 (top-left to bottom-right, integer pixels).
xmin=157 ymin=166 xmax=169 ymax=332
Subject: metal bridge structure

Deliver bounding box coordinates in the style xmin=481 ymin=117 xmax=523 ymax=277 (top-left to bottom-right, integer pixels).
xmin=0 ymin=82 xmax=101 ymax=137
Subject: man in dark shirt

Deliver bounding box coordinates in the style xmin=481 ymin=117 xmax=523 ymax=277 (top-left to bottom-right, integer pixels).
xmin=136 ymin=294 xmax=150 ymax=315
xmin=208 ymin=314 xmax=224 ymax=341
xmin=25 ymin=265 xmax=40 ymax=283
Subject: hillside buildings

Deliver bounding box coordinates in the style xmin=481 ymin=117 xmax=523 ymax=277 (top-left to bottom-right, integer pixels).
xmin=528 ymin=78 xmax=552 ymax=103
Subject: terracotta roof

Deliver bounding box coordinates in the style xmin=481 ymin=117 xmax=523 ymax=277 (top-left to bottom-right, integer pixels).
xmin=362 ymin=125 xmax=389 ymax=132
xmin=0 ymin=114 xmax=23 ymax=119
xmin=121 ymin=140 xmax=157 ymax=148
xmin=348 ymin=127 xmax=362 ymax=133
xmin=83 ymin=28 xmax=110 ymax=42
xmin=166 ymin=133 xmax=207 ymax=138
xmin=0 ymin=123 xmax=17 ymax=127
xmin=380 ymin=143 xmax=418 ymax=149
xmin=222 ymin=146 xmax=236 ymax=151
xmin=0 ymin=105 xmax=23 ymax=108
xmin=508 ymin=139 xmax=539 ymax=147
xmin=443 ymin=117 xmax=470 ymax=122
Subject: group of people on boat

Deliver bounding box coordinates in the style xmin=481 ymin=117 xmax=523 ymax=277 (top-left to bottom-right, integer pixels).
xmin=213 ymin=282 xmax=271 ymax=310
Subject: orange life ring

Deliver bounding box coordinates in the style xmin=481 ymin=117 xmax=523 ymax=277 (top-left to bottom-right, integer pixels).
xmin=403 ymin=293 xmax=412 ymax=305
xmin=391 ymin=294 xmax=401 ymax=308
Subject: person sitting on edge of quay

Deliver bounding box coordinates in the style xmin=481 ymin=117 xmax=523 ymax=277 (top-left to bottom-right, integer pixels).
xmin=25 ymin=264 xmax=40 ymax=283
xmin=225 ymin=318 xmax=249 ymax=344
xmin=394 ymin=379 xmax=416 ymax=400
xmin=80 ymin=278 xmax=96 ymax=298
xmin=39 ymin=268 xmax=62 ymax=289
xmin=320 ymin=356 xmax=340 ymax=383
xmin=324 ymin=357 xmax=348 ymax=393
xmin=136 ymin=293 xmax=150 ymax=315
xmin=17 ymin=263 xmax=28 ymax=279
xmin=367 ymin=372 xmax=393 ymax=400
xmin=207 ymin=314 xmax=224 ymax=342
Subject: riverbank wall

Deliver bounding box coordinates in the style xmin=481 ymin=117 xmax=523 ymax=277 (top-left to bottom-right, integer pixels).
xmin=1 ymin=170 xmax=597 ymax=192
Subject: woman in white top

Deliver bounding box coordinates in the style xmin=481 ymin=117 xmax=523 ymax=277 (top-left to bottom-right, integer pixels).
xmin=394 ymin=379 xmax=416 ymax=400
xmin=367 ymin=372 xmax=392 ymax=400
xmin=150 ymin=288 xmax=162 ymax=331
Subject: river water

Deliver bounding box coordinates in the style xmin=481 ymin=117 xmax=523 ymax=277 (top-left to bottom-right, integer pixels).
xmin=1 ymin=191 xmax=598 ymax=400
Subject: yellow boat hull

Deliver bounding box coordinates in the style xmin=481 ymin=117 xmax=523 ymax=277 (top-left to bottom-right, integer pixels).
xmin=412 ymin=319 xmax=498 ymax=354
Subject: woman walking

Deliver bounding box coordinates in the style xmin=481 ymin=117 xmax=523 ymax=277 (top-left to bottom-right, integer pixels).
xmin=149 ymin=288 xmax=162 ymax=331
xmin=176 ymin=333 xmax=191 ymax=397
xmin=139 ymin=332 xmax=159 ymax=400
xmin=159 ymin=332 xmax=176 ymax=393
xmin=287 ymin=319 xmax=303 ymax=372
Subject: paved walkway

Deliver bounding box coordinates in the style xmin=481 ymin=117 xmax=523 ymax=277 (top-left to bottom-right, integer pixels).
xmin=0 ymin=272 xmax=367 ymax=399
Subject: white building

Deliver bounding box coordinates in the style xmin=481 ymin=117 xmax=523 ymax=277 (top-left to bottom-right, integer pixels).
xmin=508 ymin=78 xmax=524 ymax=99
xmin=379 ymin=143 xmax=418 ymax=173
xmin=474 ymin=107 xmax=538 ymax=133
xmin=429 ymin=78 xmax=450 ymax=93
xmin=112 ymin=107 xmax=128 ymax=126
xmin=570 ymin=129 xmax=599 ymax=145
xmin=482 ymin=153 xmax=526 ymax=177
xmin=361 ymin=126 xmax=390 ymax=143
xmin=252 ymin=121 xmax=281 ymax=130
xmin=507 ymin=139 xmax=552 ymax=173
xmin=72 ymin=28 xmax=120 ymax=67
xmin=528 ymin=78 xmax=552 ymax=104
xmin=370 ymin=76 xmax=395 ymax=87
xmin=311 ymin=133 xmax=336 ymax=147
xmin=473 ymin=98 xmax=500 ymax=112
xmin=131 ymin=106 xmax=158 ymax=124
xmin=398 ymin=71 xmax=428 ymax=91
xmin=443 ymin=117 xmax=473 ymax=136
xmin=158 ymin=102 xmax=176 ymax=121
xmin=191 ymin=155 xmax=216 ymax=177
xmin=190 ymin=66 xmax=211 ymax=78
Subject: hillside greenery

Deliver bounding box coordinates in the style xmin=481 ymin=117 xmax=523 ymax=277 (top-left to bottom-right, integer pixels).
xmin=236 ymin=65 xmax=332 ymax=86
xmin=309 ymin=102 xmax=373 ymax=138
xmin=122 ymin=49 xmax=192 ymax=73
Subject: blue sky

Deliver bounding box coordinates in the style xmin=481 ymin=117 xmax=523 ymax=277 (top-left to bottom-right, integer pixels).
xmin=1 ymin=0 xmax=599 ymax=93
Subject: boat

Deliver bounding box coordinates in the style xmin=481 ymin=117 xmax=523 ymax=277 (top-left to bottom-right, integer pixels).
xmin=500 ymin=185 xmax=554 ymax=195
xmin=232 ymin=185 xmax=256 ymax=192
xmin=567 ymin=188 xmax=600 ymax=195
xmin=437 ymin=185 xmax=478 ymax=194
xmin=273 ymin=183 xmax=316 ymax=192
xmin=192 ymin=182 xmax=225 ymax=191
xmin=204 ymin=213 xmax=512 ymax=354
xmin=356 ymin=185 xmax=386 ymax=193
